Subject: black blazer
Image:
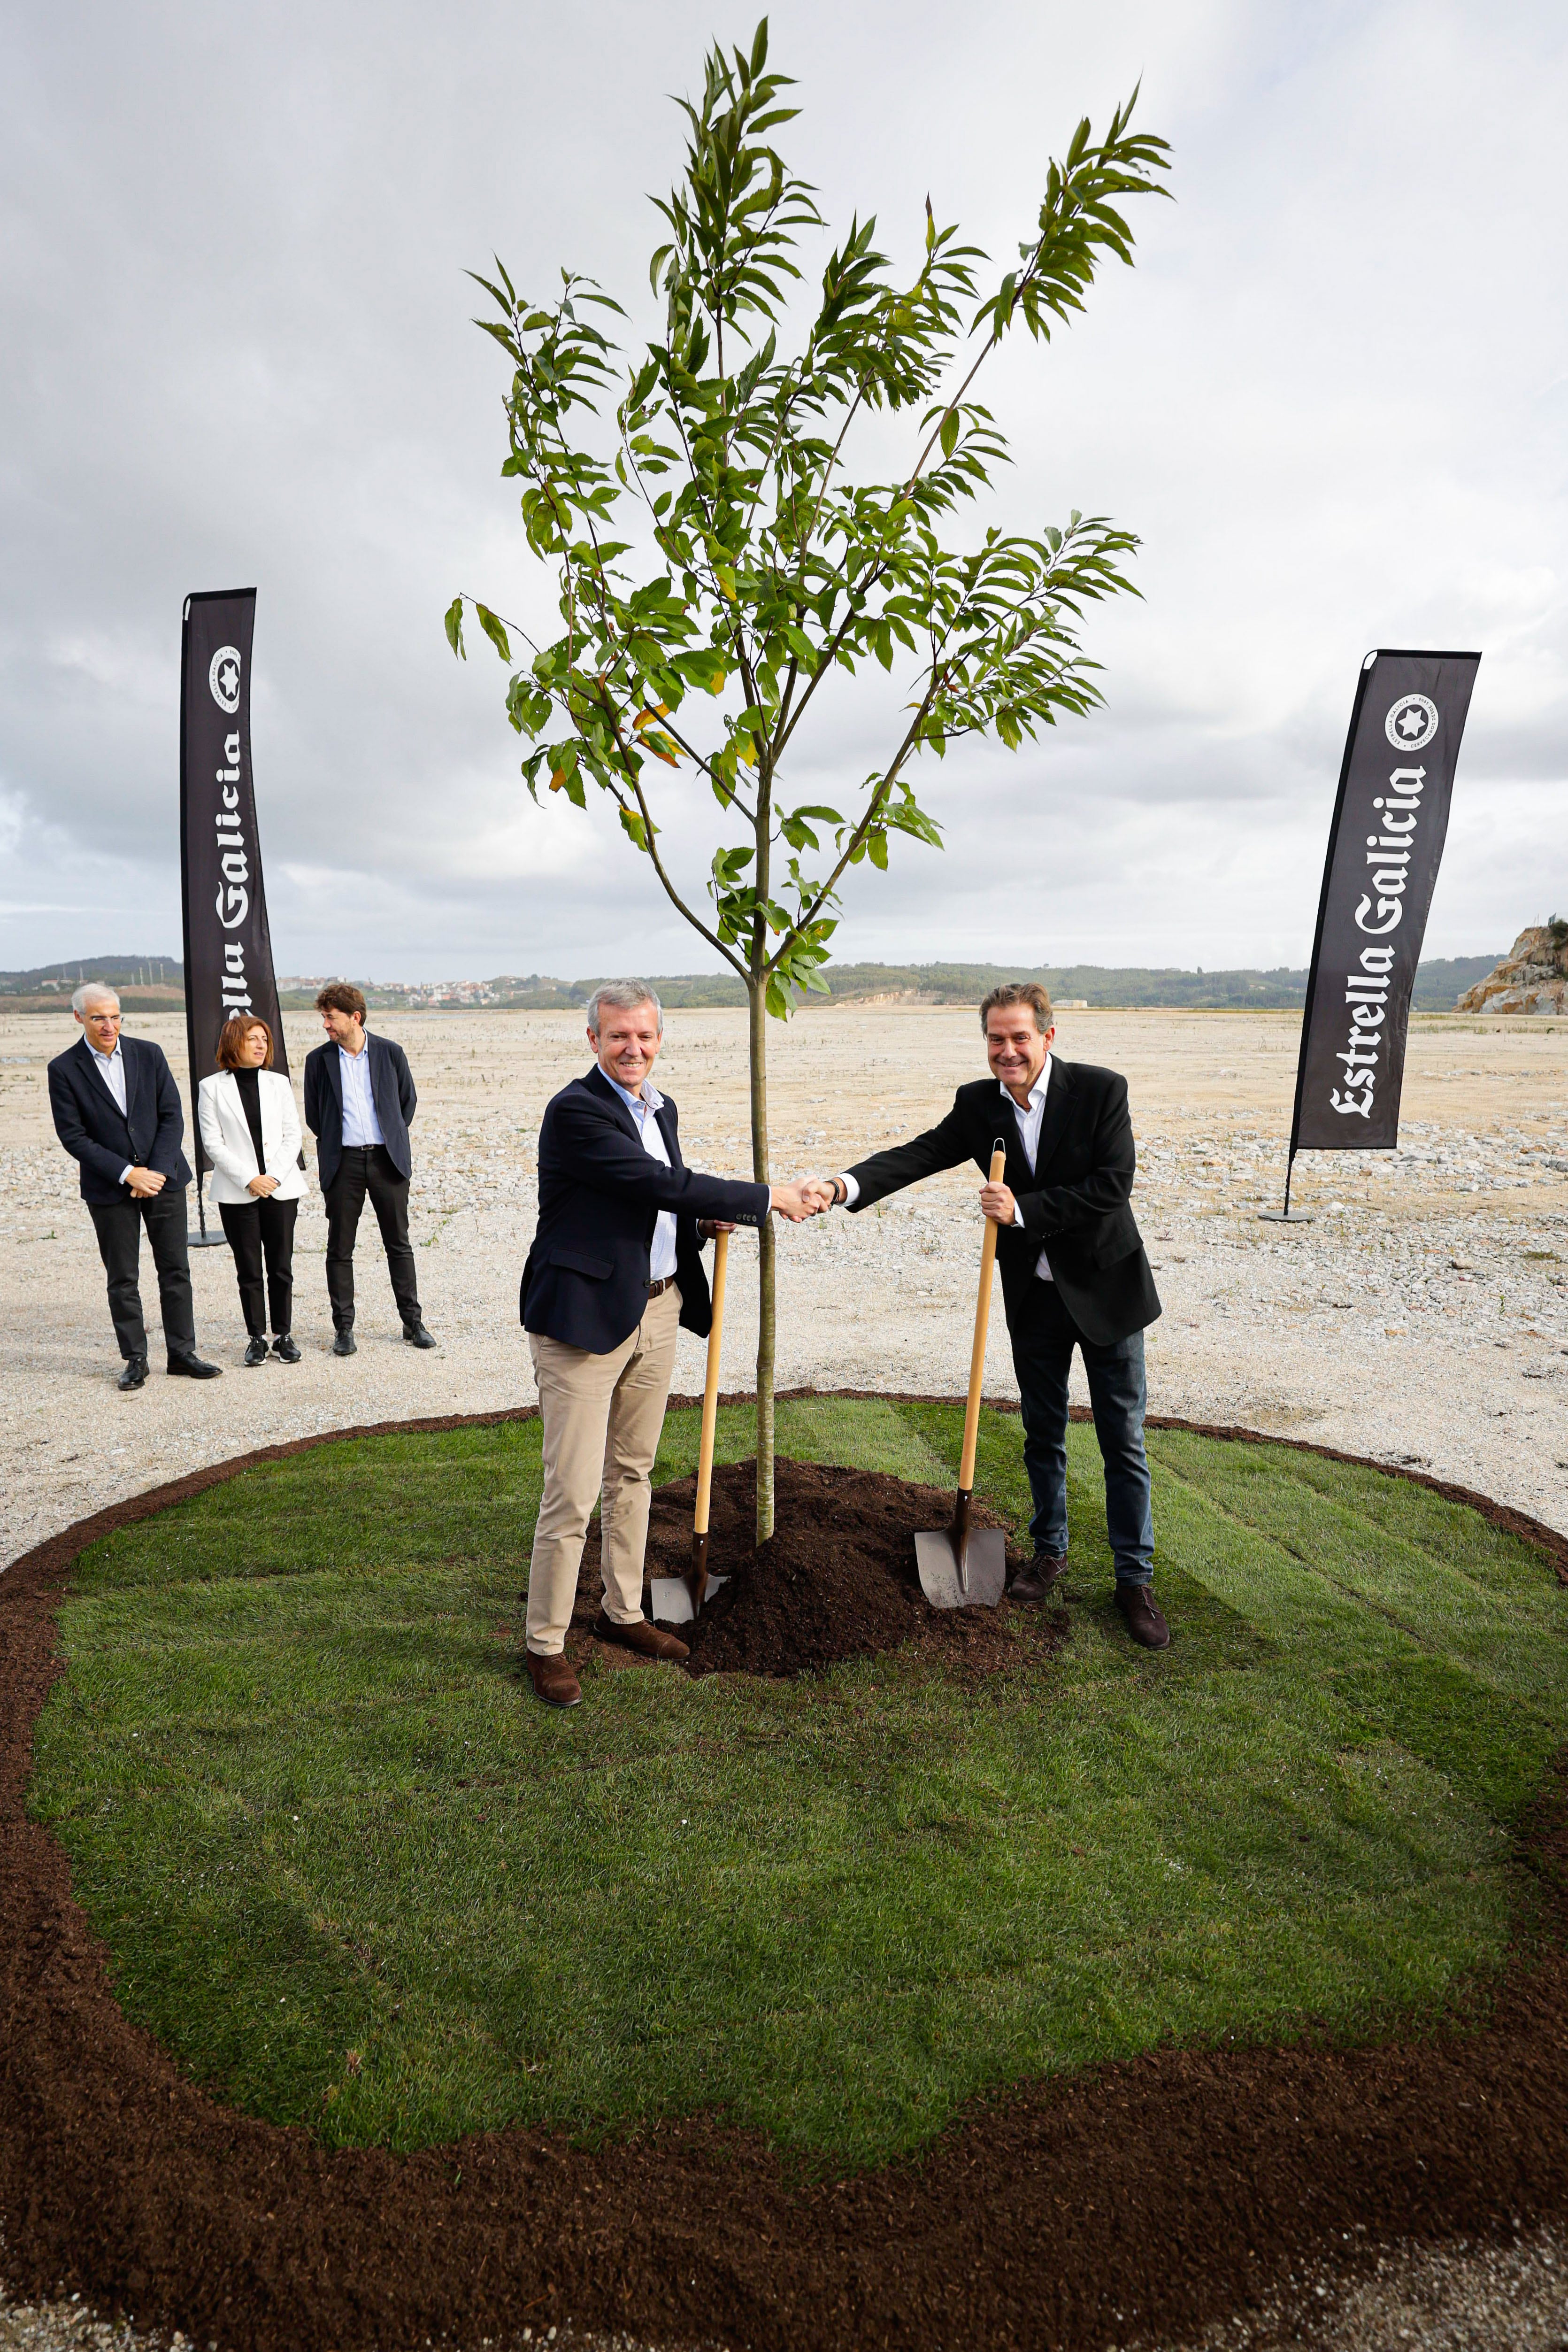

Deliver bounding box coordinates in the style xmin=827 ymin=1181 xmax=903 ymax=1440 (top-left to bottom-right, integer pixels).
xmin=303 ymin=1032 xmax=417 ymax=1191
xmin=846 ymin=1059 xmax=1161 ymax=1347
xmin=48 ymin=1035 xmax=192 ymax=1206
xmin=522 ymin=1065 xmax=770 ymax=1354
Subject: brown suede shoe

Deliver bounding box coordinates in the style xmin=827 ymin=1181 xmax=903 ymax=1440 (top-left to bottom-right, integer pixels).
xmin=1114 ymin=1583 xmax=1171 ymax=1650
xmin=1008 ymin=1552 xmax=1068 ymax=1604
xmin=593 ymin=1612 xmax=690 ymax=1663
xmin=525 ymin=1648 xmax=582 ymax=1707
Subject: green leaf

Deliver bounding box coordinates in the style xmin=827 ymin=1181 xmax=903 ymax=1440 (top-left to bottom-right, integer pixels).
xmin=444 ymin=597 xmax=466 ymax=660
xmin=475 ymin=604 xmax=511 ymax=663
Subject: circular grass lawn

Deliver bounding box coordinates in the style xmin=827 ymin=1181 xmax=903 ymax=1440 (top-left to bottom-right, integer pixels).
xmin=27 ymin=1394 xmax=1568 ymax=2172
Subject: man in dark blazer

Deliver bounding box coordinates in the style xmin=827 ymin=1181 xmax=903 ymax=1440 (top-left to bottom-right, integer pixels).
xmin=47 ymin=986 xmax=222 ymax=1389
xmin=303 ymin=982 xmax=433 ymax=1355
xmin=520 ymin=980 xmax=819 ymax=1709
xmin=816 ymin=982 xmax=1169 ymax=1648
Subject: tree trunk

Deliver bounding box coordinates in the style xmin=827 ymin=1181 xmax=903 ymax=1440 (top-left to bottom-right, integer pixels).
xmin=748 ymin=973 xmax=775 ymax=1542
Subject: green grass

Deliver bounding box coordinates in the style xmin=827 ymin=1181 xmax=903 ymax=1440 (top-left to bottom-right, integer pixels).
xmin=28 ymin=1401 xmax=1568 ymax=2169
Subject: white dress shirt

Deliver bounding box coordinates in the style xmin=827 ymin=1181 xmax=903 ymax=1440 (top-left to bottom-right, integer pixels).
xmin=338 ymin=1040 xmax=385 ymax=1147
xmin=606 ymin=1073 xmax=679 ymax=1281
xmin=88 ymin=1038 xmax=135 ymax=1186
xmin=836 ymin=1054 xmax=1055 ymax=1282
xmin=1001 ymin=1056 xmax=1055 ymax=1283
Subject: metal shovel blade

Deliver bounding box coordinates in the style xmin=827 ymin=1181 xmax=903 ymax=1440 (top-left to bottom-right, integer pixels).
xmin=648 ymin=1573 xmax=728 ymax=1627
xmin=914 ymin=1526 xmax=1007 ymax=1612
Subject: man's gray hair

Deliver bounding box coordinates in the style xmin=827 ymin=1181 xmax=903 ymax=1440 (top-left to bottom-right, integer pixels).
xmin=72 ymin=983 xmax=120 ymax=1015
xmin=584 ymin=979 xmax=663 ymax=1035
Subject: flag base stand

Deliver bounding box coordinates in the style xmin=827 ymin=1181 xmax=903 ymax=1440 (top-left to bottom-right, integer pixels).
xmin=188 ymin=1180 xmax=228 ymax=1249
xmin=1259 ymin=1154 xmax=1313 ymax=1223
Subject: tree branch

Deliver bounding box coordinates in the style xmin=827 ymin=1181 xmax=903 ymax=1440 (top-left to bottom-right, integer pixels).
xmin=763 ymin=674 xmax=940 ymax=972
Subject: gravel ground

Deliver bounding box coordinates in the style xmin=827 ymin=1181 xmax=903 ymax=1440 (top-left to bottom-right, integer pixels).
xmin=4 ymin=998 xmax=1567 ymax=2350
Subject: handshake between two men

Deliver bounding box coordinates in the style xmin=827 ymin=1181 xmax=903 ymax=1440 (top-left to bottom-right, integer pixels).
xmin=515 ymin=978 xmax=1171 ymax=1715
xmin=790 ymin=1171 xmax=1017 ymax=1224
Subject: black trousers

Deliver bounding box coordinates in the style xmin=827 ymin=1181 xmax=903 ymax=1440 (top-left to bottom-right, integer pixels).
xmin=219 ymin=1196 xmax=299 ymax=1336
xmin=86 ymin=1189 xmax=196 ymax=1362
xmin=1007 ymin=1280 xmax=1154 ymax=1583
xmin=323 ymin=1145 xmax=421 ymax=1329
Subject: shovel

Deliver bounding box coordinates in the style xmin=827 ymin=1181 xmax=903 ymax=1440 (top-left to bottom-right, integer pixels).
xmin=649 ymin=1229 xmax=730 ymax=1626
xmin=915 ymin=1140 xmax=1009 ymax=1611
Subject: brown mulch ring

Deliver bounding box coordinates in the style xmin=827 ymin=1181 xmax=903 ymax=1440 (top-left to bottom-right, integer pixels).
xmin=578 ymin=1454 xmax=1040 ymax=1680
xmin=2 ymin=1400 xmax=1568 ymax=2352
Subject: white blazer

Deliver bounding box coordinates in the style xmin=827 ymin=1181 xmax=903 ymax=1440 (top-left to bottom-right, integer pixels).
xmin=197 ymin=1069 xmax=307 ymax=1205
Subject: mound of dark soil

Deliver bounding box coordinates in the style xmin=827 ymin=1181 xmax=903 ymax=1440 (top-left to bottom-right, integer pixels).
xmin=578 ymin=1454 xmax=1035 ymax=1678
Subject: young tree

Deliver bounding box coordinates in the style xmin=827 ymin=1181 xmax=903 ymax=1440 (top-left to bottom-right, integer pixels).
xmin=447 ymin=21 xmax=1168 ymax=1539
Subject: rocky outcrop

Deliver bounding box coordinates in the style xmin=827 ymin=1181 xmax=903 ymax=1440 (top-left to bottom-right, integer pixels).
xmin=1457 ymin=921 xmax=1568 ymax=1014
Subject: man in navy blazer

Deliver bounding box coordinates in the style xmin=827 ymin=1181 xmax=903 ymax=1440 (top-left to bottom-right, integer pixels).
xmin=814 ymin=981 xmax=1170 ymax=1650
xmin=303 ymin=982 xmax=433 ymax=1356
xmin=47 ymin=985 xmax=222 ymax=1389
xmin=519 ymin=980 xmax=819 ymax=1709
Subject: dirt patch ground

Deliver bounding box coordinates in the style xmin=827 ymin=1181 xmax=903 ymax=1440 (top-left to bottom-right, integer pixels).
xmin=4 ymin=1430 xmax=1568 ymax=2352
xmin=579 ymin=1454 xmax=1037 ymax=1678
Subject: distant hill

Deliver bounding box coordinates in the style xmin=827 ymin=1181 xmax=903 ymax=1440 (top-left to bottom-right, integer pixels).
xmin=1 ymin=955 xmax=183 ymax=994
xmin=0 ymin=955 xmax=184 ymax=1011
xmin=8 ymin=953 xmax=1503 ymax=1015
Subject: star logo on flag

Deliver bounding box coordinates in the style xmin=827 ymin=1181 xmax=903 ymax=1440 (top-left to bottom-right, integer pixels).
xmin=208 ymin=643 xmax=243 ymax=713
xmin=1383 ymin=692 xmax=1438 ymax=752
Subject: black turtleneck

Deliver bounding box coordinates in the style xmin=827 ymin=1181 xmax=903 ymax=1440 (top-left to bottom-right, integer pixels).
xmin=233 ymin=1066 xmax=266 ymax=1174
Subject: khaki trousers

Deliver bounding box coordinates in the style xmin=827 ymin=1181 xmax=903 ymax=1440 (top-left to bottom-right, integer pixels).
xmin=525 ymin=1285 xmax=681 ymax=1655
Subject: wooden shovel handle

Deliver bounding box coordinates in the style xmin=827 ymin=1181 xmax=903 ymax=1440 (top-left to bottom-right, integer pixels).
xmin=958 ymin=1144 xmax=1007 ymax=1494
xmin=693 ymin=1229 xmax=729 ymax=1540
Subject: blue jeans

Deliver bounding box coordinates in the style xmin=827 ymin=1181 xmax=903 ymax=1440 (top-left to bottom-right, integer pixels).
xmin=1008 ymin=1281 xmax=1154 ymax=1586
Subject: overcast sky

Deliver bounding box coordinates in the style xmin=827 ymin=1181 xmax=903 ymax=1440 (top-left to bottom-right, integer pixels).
xmin=2 ymin=0 xmax=1565 ymax=981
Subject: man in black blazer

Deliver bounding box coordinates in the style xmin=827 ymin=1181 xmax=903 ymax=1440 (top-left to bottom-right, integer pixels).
xmin=816 ymin=982 xmax=1169 ymax=1648
xmin=303 ymin=982 xmax=433 ymax=1355
xmin=47 ymin=986 xmax=222 ymax=1389
xmin=520 ymin=980 xmax=819 ymax=1710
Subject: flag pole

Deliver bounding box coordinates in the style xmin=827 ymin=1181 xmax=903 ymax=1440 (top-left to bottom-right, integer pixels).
xmin=1259 ymin=1144 xmax=1311 ymax=1224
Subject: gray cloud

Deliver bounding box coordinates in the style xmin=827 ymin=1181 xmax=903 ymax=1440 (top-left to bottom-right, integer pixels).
xmin=2 ymin=0 xmax=1565 ymax=979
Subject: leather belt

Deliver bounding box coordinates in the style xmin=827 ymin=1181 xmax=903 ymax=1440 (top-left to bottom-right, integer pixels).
xmin=646 ymin=1276 xmax=676 ymax=1299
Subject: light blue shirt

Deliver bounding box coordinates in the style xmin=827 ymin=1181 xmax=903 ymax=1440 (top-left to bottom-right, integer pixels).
xmin=338 ymin=1040 xmax=384 ymax=1148
xmin=88 ymin=1037 xmax=135 ymax=1186
xmin=89 ymin=1037 xmax=128 ymax=1115
xmin=606 ymin=1072 xmax=678 ymax=1282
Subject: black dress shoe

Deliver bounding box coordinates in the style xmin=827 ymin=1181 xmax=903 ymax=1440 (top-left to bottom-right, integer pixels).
xmin=271 ymin=1334 xmax=301 ymax=1363
xmin=402 ymin=1320 xmax=437 ymax=1349
xmin=332 ymin=1329 xmax=356 ymax=1356
xmin=1008 ymin=1552 xmax=1068 ymax=1604
xmin=244 ymin=1335 xmax=270 ymax=1368
xmin=118 ymin=1355 xmax=148 ymax=1391
xmin=1114 ymin=1583 xmax=1171 ymax=1650
xmin=167 ymin=1351 xmax=222 ymax=1380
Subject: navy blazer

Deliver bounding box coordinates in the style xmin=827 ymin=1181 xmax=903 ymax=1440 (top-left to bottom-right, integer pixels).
xmin=48 ymin=1034 xmax=192 ymax=1206
xmin=846 ymin=1060 xmax=1161 ymax=1348
xmin=522 ymin=1065 xmax=770 ymax=1354
xmin=303 ymin=1032 xmax=417 ymax=1191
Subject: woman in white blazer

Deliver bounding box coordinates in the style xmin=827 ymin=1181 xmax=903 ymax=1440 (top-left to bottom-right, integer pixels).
xmin=197 ymin=1016 xmax=307 ymax=1366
